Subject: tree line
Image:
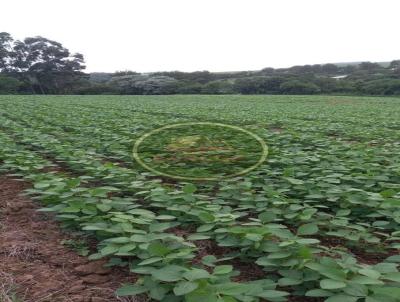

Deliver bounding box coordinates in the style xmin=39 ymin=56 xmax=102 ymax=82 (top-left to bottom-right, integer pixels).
xmin=1 ymin=32 xmax=400 ymax=95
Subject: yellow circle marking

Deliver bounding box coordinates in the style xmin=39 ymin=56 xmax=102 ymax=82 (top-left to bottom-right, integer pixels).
xmin=133 ymin=122 xmax=268 ymax=181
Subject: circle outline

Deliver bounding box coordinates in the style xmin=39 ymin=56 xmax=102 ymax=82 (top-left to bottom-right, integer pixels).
xmin=133 ymin=122 xmax=268 ymax=181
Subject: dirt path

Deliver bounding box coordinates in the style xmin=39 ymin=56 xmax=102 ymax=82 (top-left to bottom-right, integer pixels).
xmin=0 ymin=176 xmax=135 ymax=302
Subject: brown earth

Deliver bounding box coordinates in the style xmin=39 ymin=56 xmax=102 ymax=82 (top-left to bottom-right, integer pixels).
xmin=0 ymin=176 xmax=136 ymax=302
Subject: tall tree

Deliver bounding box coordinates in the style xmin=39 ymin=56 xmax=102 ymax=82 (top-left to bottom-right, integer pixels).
xmin=0 ymin=32 xmax=14 ymax=72
xmin=12 ymin=36 xmax=86 ymax=93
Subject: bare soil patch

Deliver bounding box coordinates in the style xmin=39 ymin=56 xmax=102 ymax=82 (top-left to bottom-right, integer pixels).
xmin=0 ymin=176 xmax=135 ymax=302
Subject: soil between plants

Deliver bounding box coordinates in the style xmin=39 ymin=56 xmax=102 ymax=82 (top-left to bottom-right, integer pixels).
xmin=0 ymin=176 xmax=135 ymax=302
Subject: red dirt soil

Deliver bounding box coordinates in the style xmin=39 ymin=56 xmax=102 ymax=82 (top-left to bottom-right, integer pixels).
xmin=0 ymin=176 xmax=136 ymax=302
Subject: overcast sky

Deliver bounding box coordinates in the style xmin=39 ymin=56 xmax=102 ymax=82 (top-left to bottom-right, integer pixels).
xmin=1 ymin=0 xmax=399 ymax=73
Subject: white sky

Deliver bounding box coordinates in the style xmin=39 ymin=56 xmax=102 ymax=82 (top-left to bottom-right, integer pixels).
xmin=1 ymin=0 xmax=399 ymax=73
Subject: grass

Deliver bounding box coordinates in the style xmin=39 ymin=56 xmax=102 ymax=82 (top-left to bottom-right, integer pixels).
xmin=0 ymin=272 xmax=23 ymax=302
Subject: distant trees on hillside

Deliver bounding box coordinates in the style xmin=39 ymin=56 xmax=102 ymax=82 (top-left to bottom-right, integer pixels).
xmin=56 ymin=60 xmax=400 ymax=96
xmin=1 ymin=32 xmax=400 ymax=96
xmin=280 ymin=80 xmax=321 ymax=94
xmin=109 ymin=75 xmax=179 ymax=94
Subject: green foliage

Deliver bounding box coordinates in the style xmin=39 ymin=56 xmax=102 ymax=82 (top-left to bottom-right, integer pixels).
xmin=0 ymin=95 xmax=399 ymax=301
xmin=280 ymin=80 xmax=321 ymax=94
xmin=87 ymin=60 xmax=400 ymax=96
xmin=0 ymin=75 xmax=21 ymax=94
xmin=0 ymin=32 xmax=86 ymax=94
xmin=361 ymin=79 xmax=400 ymax=95
xmin=61 ymin=238 xmax=90 ymax=256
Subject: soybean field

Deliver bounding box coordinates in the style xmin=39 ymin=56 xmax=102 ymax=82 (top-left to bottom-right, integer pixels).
xmin=0 ymin=95 xmax=400 ymax=302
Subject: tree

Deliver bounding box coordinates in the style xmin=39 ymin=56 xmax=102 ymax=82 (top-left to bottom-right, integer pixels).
xmin=110 ymin=74 xmax=179 ymax=94
xmin=0 ymin=75 xmax=21 ymax=94
xmin=233 ymin=76 xmax=286 ymax=94
xmin=289 ymin=65 xmax=314 ymax=74
xmin=233 ymin=77 xmax=263 ymax=94
xmin=321 ymin=63 xmax=339 ymax=74
xmin=358 ymin=62 xmax=382 ymax=73
xmin=261 ymin=67 xmax=275 ymax=75
xmin=361 ymin=79 xmax=400 ymax=95
xmin=280 ymin=80 xmax=320 ymax=94
xmin=0 ymin=32 xmax=14 ymax=72
xmin=342 ymin=65 xmax=357 ymax=74
xmin=11 ymin=36 xmax=86 ymax=93
xmin=74 ymin=82 xmax=118 ymax=95
xmin=202 ymin=80 xmax=233 ymax=94
xmin=176 ymin=82 xmax=204 ymax=94
xmin=389 ymin=60 xmax=400 ymax=76
xmin=389 ymin=60 xmax=400 ymax=69
xmin=313 ymin=77 xmax=339 ymax=93
xmin=90 ymin=72 xmax=114 ymax=83
xmin=152 ymin=71 xmax=215 ymax=84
